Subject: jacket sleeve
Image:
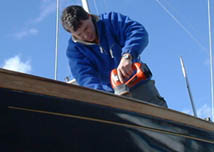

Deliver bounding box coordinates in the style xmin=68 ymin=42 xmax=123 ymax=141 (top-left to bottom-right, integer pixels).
xmin=66 ymin=44 xmax=105 ymax=91
xmin=107 ymin=12 xmax=149 ymax=59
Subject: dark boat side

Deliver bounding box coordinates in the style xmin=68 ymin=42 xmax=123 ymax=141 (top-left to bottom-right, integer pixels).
xmin=1 ymin=68 xmax=214 ymax=152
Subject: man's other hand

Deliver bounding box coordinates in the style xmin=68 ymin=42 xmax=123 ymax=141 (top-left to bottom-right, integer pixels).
xmin=117 ymin=53 xmax=133 ymax=83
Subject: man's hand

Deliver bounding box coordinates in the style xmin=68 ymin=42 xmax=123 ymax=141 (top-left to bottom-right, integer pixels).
xmin=117 ymin=53 xmax=133 ymax=83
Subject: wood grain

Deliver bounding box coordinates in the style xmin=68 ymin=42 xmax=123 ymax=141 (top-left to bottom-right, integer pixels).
xmin=0 ymin=68 xmax=214 ymax=131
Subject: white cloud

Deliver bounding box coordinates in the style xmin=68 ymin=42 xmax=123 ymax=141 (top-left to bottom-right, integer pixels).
xmin=14 ymin=28 xmax=38 ymax=39
xmin=34 ymin=0 xmax=56 ymax=23
xmin=29 ymin=28 xmax=39 ymax=35
xmin=11 ymin=0 xmax=78 ymax=39
xmin=2 ymin=55 xmax=31 ymax=74
xmin=42 ymin=0 xmax=52 ymax=2
xmin=10 ymin=0 xmax=54 ymax=39
xmin=34 ymin=0 xmax=81 ymax=23
xmin=197 ymin=104 xmax=212 ymax=119
xmin=182 ymin=104 xmax=212 ymax=120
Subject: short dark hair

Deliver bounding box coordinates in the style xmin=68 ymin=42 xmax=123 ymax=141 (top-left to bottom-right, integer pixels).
xmin=61 ymin=5 xmax=89 ymax=32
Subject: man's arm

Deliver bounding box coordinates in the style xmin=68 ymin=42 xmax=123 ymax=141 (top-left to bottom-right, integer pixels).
xmin=108 ymin=12 xmax=148 ymax=59
xmin=117 ymin=53 xmax=133 ymax=83
xmin=107 ymin=12 xmax=149 ymax=82
xmin=66 ymin=45 xmax=105 ymax=91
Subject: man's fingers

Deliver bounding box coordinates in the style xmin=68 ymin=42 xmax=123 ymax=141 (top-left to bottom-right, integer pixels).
xmin=127 ymin=68 xmax=133 ymax=76
xmin=117 ymin=67 xmax=133 ymax=83
xmin=122 ymin=66 xmax=133 ymax=78
xmin=117 ymin=69 xmax=125 ymax=83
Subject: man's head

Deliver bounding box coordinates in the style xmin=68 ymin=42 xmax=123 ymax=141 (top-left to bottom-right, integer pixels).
xmin=61 ymin=5 xmax=97 ymax=42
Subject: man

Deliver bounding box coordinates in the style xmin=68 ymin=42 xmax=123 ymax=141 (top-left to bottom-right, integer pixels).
xmin=61 ymin=5 xmax=167 ymax=107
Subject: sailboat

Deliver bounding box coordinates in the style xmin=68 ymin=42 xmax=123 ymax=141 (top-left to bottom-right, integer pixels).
xmin=1 ymin=65 xmax=214 ymax=151
xmin=1 ymin=0 xmax=214 ymax=151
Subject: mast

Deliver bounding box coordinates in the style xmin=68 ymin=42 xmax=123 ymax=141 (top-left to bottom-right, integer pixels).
xmin=180 ymin=57 xmax=198 ymax=117
xmin=208 ymin=0 xmax=214 ymax=121
xmin=81 ymin=0 xmax=90 ymax=13
xmin=54 ymin=0 xmax=59 ymax=80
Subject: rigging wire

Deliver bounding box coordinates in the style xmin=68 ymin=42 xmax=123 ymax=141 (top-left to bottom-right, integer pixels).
xmin=156 ymin=0 xmax=214 ymax=120
xmin=207 ymin=0 xmax=214 ymax=121
xmin=54 ymin=0 xmax=59 ymax=80
xmin=155 ymin=0 xmax=207 ymax=52
xmin=162 ymin=0 xmax=204 ymax=43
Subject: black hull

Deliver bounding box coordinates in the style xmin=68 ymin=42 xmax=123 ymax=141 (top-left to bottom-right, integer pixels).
xmin=0 ymin=69 xmax=214 ymax=152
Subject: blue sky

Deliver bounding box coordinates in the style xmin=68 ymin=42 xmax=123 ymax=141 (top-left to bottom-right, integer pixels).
xmin=1 ymin=0 xmax=214 ymax=120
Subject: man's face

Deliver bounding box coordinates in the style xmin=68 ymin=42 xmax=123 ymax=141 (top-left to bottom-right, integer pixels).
xmin=70 ymin=15 xmax=96 ymax=42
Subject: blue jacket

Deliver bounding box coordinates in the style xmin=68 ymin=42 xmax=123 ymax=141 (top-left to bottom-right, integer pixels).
xmin=66 ymin=12 xmax=148 ymax=92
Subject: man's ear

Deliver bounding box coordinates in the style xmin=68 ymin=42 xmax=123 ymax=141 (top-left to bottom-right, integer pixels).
xmin=88 ymin=14 xmax=92 ymax=19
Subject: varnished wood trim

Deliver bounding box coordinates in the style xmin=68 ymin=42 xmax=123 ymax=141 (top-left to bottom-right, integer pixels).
xmin=0 ymin=68 xmax=214 ymax=131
